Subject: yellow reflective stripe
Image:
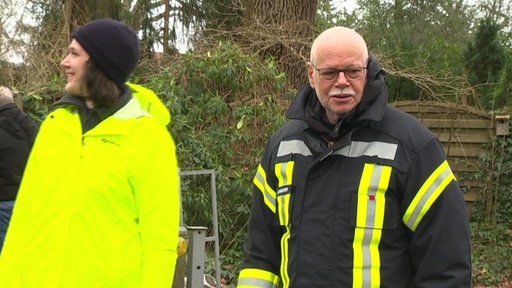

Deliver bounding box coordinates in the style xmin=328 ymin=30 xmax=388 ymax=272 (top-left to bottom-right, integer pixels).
xmin=275 ymin=162 xmax=294 ymax=225
xmin=353 ymin=163 xmax=392 ymax=288
xmin=280 ymin=226 xmax=291 ymax=288
xmin=237 ymin=268 xmax=280 ymax=288
xmin=277 ymin=193 xmax=291 ymax=226
xmin=253 ymin=164 xmax=277 ymax=213
xmin=275 ymin=162 xmax=294 ymax=187
xmin=275 ymin=161 xmax=294 ymax=288
xmin=403 ymin=160 xmax=455 ymax=231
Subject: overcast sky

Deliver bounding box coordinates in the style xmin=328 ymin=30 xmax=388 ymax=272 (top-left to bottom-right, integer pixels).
xmin=3 ymin=0 xmax=359 ymax=62
xmin=333 ymin=0 xmax=358 ymax=12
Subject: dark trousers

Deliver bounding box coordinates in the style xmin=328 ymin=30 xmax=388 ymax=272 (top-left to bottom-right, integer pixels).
xmin=0 ymin=200 xmax=15 ymax=253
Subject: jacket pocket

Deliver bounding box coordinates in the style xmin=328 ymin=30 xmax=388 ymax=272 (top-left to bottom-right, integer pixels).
xmin=350 ymin=193 xmax=398 ymax=229
xmin=350 ymin=163 xmax=398 ymax=230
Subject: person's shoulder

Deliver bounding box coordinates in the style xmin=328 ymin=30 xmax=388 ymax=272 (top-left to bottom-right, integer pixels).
xmin=0 ymin=115 xmax=17 ymax=132
xmin=0 ymin=104 xmax=24 ymax=125
xmin=0 ymin=113 xmax=26 ymax=142
xmin=266 ymin=119 xmax=307 ymax=151
xmin=0 ymin=102 xmax=22 ymax=115
xmin=277 ymin=119 xmax=307 ymax=134
xmin=385 ymin=106 xmax=426 ymax=125
xmin=376 ymin=105 xmax=437 ymax=147
xmin=126 ymin=106 xmax=171 ymax=136
xmin=126 ymin=82 xmax=170 ymax=126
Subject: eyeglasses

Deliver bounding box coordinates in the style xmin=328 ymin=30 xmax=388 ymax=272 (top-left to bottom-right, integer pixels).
xmin=310 ymin=63 xmax=367 ymax=81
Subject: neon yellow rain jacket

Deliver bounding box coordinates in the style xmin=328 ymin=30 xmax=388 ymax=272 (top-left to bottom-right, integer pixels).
xmin=0 ymin=83 xmax=180 ymax=288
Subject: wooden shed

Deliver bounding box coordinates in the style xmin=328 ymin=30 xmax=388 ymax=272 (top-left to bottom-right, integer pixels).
xmin=391 ymin=101 xmax=495 ymax=209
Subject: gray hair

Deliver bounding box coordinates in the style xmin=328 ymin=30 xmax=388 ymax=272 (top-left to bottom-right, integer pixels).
xmin=0 ymin=86 xmax=14 ymax=106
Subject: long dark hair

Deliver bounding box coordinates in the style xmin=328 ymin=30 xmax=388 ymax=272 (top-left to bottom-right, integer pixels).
xmin=83 ymin=59 xmax=121 ymax=107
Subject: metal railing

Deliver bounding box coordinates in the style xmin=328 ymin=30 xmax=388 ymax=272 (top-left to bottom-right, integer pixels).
xmin=174 ymin=169 xmax=221 ymax=288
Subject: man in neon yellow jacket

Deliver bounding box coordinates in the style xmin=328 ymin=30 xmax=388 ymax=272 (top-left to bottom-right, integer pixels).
xmin=0 ymin=19 xmax=180 ymax=288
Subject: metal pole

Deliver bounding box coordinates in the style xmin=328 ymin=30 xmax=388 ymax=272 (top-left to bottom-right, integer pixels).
xmin=179 ymin=170 xmax=221 ymax=288
xmin=210 ymin=171 xmax=221 ymax=288
xmin=172 ymin=227 xmax=187 ymax=288
xmin=186 ymin=226 xmax=208 ymax=288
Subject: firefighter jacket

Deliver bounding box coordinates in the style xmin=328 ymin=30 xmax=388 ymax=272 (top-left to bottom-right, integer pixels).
xmin=0 ymin=83 xmax=180 ymax=288
xmin=237 ymin=56 xmax=472 ymax=288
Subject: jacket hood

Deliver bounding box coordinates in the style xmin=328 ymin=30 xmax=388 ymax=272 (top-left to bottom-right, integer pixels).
xmin=127 ymin=82 xmax=171 ymax=126
xmin=53 ymin=83 xmax=170 ymax=133
xmin=285 ymin=54 xmax=388 ymax=134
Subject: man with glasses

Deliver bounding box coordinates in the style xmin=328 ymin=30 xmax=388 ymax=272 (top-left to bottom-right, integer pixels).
xmin=237 ymin=26 xmax=471 ymax=287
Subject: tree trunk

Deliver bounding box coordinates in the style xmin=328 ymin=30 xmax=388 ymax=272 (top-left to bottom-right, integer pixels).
xmin=243 ymin=0 xmax=317 ymax=89
xmin=62 ymin=0 xmax=88 ymax=34
xmin=62 ymin=0 xmax=120 ymax=34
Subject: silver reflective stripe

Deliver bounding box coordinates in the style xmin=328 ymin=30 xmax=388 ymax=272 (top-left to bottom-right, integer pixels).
xmin=365 ymin=165 xmax=383 ymax=227
xmin=276 ymin=162 xmax=293 ymax=225
xmin=404 ymin=162 xmax=454 ymax=231
xmin=361 ymin=228 xmax=374 ymax=288
xmin=275 ymin=161 xmax=294 ymax=286
xmin=334 ymin=141 xmax=397 ymax=160
xmin=254 ymin=167 xmax=276 ymax=211
xmin=237 ymin=278 xmax=280 ymax=288
xmin=362 ymin=165 xmax=382 ymax=287
xmin=277 ymin=140 xmax=312 ymax=157
xmin=353 ymin=163 xmax=392 ymax=288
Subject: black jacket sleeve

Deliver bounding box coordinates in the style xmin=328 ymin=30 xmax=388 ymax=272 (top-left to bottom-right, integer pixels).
xmin=403 ymin=138 xmax=472 ymax=287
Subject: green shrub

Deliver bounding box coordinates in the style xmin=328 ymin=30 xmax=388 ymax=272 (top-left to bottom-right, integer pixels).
xmin=470 ymin=122 xmax=512 ymax=286
xmin=471 ymin=223 xmax=512 ymax=286
xmin=19 ymin=72 xmax=65 ymax=124
xmin=136 ymin=40 xmax=292 ymax=283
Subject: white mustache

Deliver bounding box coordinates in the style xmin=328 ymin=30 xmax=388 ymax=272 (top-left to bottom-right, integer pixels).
xmin=328 ymin=88 xmax=355 ymax=97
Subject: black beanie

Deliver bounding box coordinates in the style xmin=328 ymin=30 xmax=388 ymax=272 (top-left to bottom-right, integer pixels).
xmin=71 ymin=18 xmax=139 ymax=87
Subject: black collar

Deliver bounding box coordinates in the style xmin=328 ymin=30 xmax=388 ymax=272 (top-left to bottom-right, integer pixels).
xmin=53 ymin=89 xmax=132 ymax=132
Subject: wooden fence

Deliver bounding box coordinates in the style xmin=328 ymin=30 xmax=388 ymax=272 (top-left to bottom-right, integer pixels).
xmin=391 ymin=101 xmax=499 ymax=210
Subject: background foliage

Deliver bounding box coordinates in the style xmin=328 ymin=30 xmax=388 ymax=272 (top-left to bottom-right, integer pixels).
xmin=471 ymin=127 xmax=512 ymax=286
xmin=137 ymin=42 xmax=290 ymax=281
xmin=1 ymin=0 xmax=512 ymax=286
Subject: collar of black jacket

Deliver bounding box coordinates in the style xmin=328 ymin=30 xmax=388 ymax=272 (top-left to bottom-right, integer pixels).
xmin=52 ymin=88 xmax=132 ymax=133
